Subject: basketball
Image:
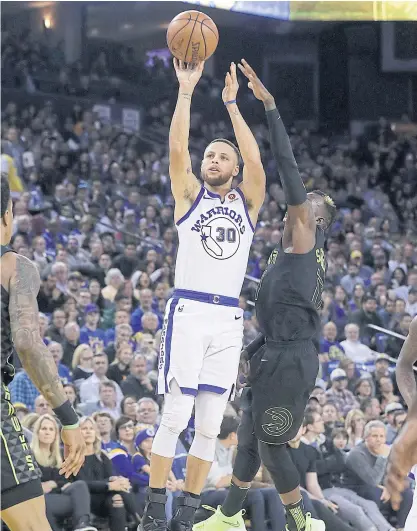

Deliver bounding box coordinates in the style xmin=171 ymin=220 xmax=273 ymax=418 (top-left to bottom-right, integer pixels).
xmin=167 ymin=10 xmax=219 ymax=63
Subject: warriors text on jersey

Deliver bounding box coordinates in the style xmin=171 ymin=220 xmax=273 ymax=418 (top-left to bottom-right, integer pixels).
xmin=1 ymin=245 xmax=15 ymax=384
xmin=175 ymin=186 xmax=255 ymax=298
xmin=255 ymin=227 xmax=326 ymax=342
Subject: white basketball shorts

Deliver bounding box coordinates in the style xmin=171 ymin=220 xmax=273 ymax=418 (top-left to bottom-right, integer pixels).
xmin=405 ymin=465 xmax=417 ymax=531
xmin=158 ymin=289 xmax=244 ymax=397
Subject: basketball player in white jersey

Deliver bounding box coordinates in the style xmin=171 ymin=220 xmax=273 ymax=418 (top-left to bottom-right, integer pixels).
xmin=386 ymin=315 xmax=417 ymax=531
xmin=139 ymin=61 xmax=265 ymax=531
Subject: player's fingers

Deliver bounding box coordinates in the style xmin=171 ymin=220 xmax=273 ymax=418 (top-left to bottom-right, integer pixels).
xmin=241 ymin=58 xmax=255 ymax=76
xmin=231 ymin=62 xmax=237 ymax=81
xmin=248 ymin=82 xmax=254 ymax=91
xmin=198 ymin=60 xmax=205 ymax=71
xmin=237 ymin=63 xmax=246 ymax=76
xmin=173 ymin=58 xmax=178 ymax=70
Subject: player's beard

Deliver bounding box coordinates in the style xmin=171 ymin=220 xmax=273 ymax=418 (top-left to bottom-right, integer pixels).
xmin=201 ymin=168 xmax=232 ymax=187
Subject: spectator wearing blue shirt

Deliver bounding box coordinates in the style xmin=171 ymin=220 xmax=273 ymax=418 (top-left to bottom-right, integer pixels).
xmin=93 ymin=411 xmax=120 ymax=454
xmin=104 ymin=308 xmax=132 ymax=345
xmin=80 ymin=303 xmax=106 ymax=349
xmin=131 ymin=288 xmax=162 ymax=333
xmin=9 ymin=370 xmax=40 ymax=410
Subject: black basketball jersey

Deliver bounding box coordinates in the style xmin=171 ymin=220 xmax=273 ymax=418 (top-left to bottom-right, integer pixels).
xmin=255 ymin=227 xmax=326 ymax=342
xmin=1 ymin=245 xmax=16 ymax=384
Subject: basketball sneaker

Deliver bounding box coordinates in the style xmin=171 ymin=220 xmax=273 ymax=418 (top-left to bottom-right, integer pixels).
xmin=192 ymin=506 xmax=246 ymax=531
xmin=285 ymin=513 xmax=326 ymax=531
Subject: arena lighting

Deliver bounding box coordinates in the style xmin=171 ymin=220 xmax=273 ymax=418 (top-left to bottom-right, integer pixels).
xmin=43 ymin=15 xmax=52 ymax=29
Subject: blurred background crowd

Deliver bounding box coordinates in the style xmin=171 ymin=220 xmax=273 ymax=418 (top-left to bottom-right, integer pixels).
xmin=2 ymin=2 xmax=417 ymax=530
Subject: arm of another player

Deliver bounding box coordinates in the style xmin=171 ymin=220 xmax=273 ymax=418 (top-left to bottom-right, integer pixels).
xmin=395 ymin=315 xmax=417 ymax=408
xmin=9 ymin=253 xmax=85 ymax=478
xmin=223 ymin=62 xmax=265 ymax=223
xmin=238 ymin=60 xmax=315 ymax=233
xmin=169 ymin=59 xmax=203 ymax=221
xmin=385 ymin=316 xmax=417 ymax=508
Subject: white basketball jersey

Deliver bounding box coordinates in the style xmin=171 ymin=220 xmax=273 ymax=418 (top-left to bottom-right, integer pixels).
xmin=175 ymin=187 xmax=255 ymax=298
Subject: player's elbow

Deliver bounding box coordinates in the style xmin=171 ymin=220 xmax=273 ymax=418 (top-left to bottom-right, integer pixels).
xmin=13 ymin=329 xmax=35 ymax=356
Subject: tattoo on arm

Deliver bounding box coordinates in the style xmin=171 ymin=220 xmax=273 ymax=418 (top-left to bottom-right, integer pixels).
xmin=180 ymin=93 xmax=192 ymax=101
xmin=186 ymin=167 xmax=192 ymax=174
xmin=9 ymin=255 xmax=67 ymax=408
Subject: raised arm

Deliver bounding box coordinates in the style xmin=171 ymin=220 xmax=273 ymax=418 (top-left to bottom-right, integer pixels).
xmin=169 ymin=59 xmax=203 ymax=222
xmin=222 ymin=62 xmax=265 ymax=224
xmin=238 ymin=60 xmax=315 ymax=232
xmin=9 ymin=253 xmax=85 ymax=477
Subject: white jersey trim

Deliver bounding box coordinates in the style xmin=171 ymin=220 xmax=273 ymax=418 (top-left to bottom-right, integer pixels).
xmin=176 ymin=187 xmax=205 ymax=226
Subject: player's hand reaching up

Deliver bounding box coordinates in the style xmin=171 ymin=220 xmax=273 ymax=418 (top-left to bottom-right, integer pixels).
xmin=222 ymin=62 xmax=239 ymax=103
xmin=173 ymin=58 xmax=204 ymax=90
xmin=238 ymin=58 xmax=274 ymax=106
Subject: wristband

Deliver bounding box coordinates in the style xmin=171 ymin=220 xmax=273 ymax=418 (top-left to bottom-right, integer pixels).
xmin=224 ymin=99 xmax=236 ymax=106
xmin=53 ymin=400 xmax=79 ymax=427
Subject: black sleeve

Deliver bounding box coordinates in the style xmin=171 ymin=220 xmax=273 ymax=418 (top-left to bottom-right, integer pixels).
xmin=76 ymin=456 xmax=110 ymax=494
xmin=266 ymin=108 xmax=307 ymax=206
xmin=306 ymin=446 xmax=318 ymax=474
xmin=246 ymin=333 xmax=265 ymax=359
xmin=316 ymin=449 xmax=346 ymax=477
xmin=102 ymin=453 xmax=115 ymax=478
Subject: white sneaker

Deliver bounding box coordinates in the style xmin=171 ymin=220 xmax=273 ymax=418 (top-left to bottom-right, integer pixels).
xmin=193 ymin=506 xmax=246 ymax=531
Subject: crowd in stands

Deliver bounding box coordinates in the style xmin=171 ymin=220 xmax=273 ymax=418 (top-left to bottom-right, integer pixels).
xmin=2 ymin=29 xmax=417 ymax=530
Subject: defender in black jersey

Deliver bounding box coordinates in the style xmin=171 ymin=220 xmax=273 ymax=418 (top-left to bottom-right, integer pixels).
xmin=0 ymin=178 xmax=91 ymax=531
xmin=194 ymin=62 xmax=336 ymax=531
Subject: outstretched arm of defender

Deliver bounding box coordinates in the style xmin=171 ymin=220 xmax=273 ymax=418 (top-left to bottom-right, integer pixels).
xmin=169 ymin=59 xmax=203 ymax=215
xmin=223 ymin=62 xmax=265 ymax=218
xmin=396 ymin=316 xmax=417 ymax=409
xmin=9 ymin=255 xmax=69 ymax=408
xmin=9 ymin=254 xmax=85 ymax=478
xmin=238 ymin=59 xmax=313 ymax=228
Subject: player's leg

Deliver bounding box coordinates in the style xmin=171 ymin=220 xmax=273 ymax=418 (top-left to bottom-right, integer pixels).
xmin=1 ymin=489 xmax=51 ymax=531
xmin=193 ymin=389 xmax=262 ymax=531
xmin=141 ymin=299 xmax=203 ymax=530
xmin=252 ymin=344 xmax=323 ymax=531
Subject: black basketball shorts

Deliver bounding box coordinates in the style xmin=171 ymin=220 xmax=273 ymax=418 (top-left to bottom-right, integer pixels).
xmin=1 ymin=382 xmax=42 ymax=510
xmin=249 ymin=339 xmax=319 ymax=445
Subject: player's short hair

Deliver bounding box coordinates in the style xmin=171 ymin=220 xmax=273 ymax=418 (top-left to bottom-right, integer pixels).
xmin=1 ymin=174 xmax=11 ymax=218
xmin=311 ymin=189 xmax=336 ymax=229
xmin=208 ymin=138 xmax=241 ymax=164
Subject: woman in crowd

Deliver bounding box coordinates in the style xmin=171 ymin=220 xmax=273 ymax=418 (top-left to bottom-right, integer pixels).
xmin=344 ymin=409 xmax=366 ymax=448
xmin=31 ymin=414 xmax=96 ymax=531
xmin=121 ymin=395 xmax=138 ymax=423
xmin=329 ymin=285 xmax=350 ymax=337
xmin=348 ymin=282 xmax=366 ymax=311
xmin=89 ymin=278 xmax=106 ymax=310
xmin=72 ymin=344 xmax=95 ymax=387
xmin=355 ymin=378 xmax=375 ymax=400
xmin=102 ymin=268 xmax=125 ymax=302
xmin=63 ymin=382 xmax=83 ymax=416
xmin=107 ymin=341 xmax=134 ymax=385
xmin=76 ymin=416 xmax=138 ymax=530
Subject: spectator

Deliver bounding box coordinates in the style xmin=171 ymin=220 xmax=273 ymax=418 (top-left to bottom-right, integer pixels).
xmin=345 ymin=420 xmax=413 ymax=529
xmin=34 ymin=394 xmax=53 ymax=416
xmin=360 ymin=397 xmax=382 ymax=422
xmin=136 ymin=397 xmax=159 ymax=428
xmin=120 ymin=354 xmax=157 ymax=401
xmin=79 ymin=381 xmax=121 ymax=420
xmin=349 ymin=296 xmax=383 ymax=348
xmin=102 ymin=268 xmax=125 ymax=302
xmin=326 ymin=369 xmax=360 ymax=416
xmin=48 ymin=341 xmax=72 ymax=384
xmin=31 ymin=414 xmax=97 ymax=531
xmin=341 ymin=323 xmax=376 ymax=363
xmin=72 ymin=344 xmax=95 ymax=388
xmin=344 ymin=409 xmax=366 ymax=448
xmin=384 ymin=403 xmax=405 ymax=445
xmin=80 ymin=303 xmax=106 ymax=351
xmin=107 ymin=341 xmax=134 ymax=385
xmin=79 ymin=352 xmax=123 ymax=405
xmin=120 ymin=396 xmax=138 ymax=423
xmin=61 ymin=321 xmax=80 ymax=368
xmin=47 ymin=308 xmax=66 ymax=343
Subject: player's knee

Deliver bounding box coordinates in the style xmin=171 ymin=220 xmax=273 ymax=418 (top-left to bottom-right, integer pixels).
xmin=112 ymin=494 xmax=124 ymax=508
xmin=160 ymin=392 xmax=194 ymax=435
xmin=234 ymin=445 xmax=261 ymax=483
xmin=189 ymin=429 xmax=217 ymax=461
xmin=258 ymin=440 xmax=286 ymax=470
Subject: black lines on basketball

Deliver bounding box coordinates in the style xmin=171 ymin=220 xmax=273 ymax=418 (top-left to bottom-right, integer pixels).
xmin=168 ymin=14 xmax=191 ymax=49
xmin=201 ymin=19 xmax=219 ymax=42
xmin=184 ymin=14 xmax=200 ymax=64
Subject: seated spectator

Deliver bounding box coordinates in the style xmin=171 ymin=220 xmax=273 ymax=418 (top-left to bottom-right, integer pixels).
xmin=315 ymin=425 xmax=393 ymax=531
xmin=355 ymin=377 xmax=375 ymax=400
xmin=344 ymin=420 xmax=413 ymax=529
xmin=325 ymin=369 xmax=360 ymax=416
xmin=131 ymin=288 xmax=159 ymax=334
xmin=48 ymin=341 xmax=72 ymax=384
xmin=72 ymin=344 xmax=94 ymax=388
xmin=286 ymin=424 xmax=353 ymax=531
xmin=348 ymin=282 xmax=366 ymax=312
xmin=79 ymin=381 xmax=121 ymax=420
xmin=341 ymin=323 xmax=377 ymax=363
xmin=63 ymin=383 xmax=83 ymax=417
xmin=104 ymin=309 xmax=131 ymax=345
xmin=102 ymin=268 xmax=125 ymax=302
xmin=93 ymin=411 xmax=119 ymax=453
xmin=349 ymin=296 xmax=383 ymax=348
xmin=341 ymin=263 xmax=365 ymax=296
xmin=321 ymin=401 xmax=342 ymax=437
xmin=301 ymin=410 xmax=326 ymax=448
xmin=61 ymin=321 xmax=80 ymax=368
xmin=77 ymin=416 xmax=138 ymax=530
xmin=136 ymin=397 xmax=160 ymax=428
xmin=360 ymin=397 xmax=382 ymax=422
xmin=384 ymin=402 xmax=405 ymax=445
xmin=120 ymin=395 xmax=138 ymax=423
xmin=120 ymin=354 xmax=157 ymax=401
xmin=9 ymin=365 xmax=39 ymax=410
xmin=80 ymin=304 xmax=106 ymax=350
xmin=105 ymin=323 xmax=134 ymax=364
xmin=107 ymin=341 xmax=134 ymax=385
xmin=344 ymin=409 xmax=366 ymax=448
xmin=34 ymin=394 xmax=53 ymax=416
xmin=378 ymin=376 xmax=401 ymax=411
xmin=319 ymin=321 xmax=345 ymax=364
xmin=31 ymin=414 xmax=96 ymax=531
xmin=338 ymin=358 xmax=361 ymax=393
xmin=47 ymin=307 xmax=67 ymax=343
xmin=79 ymin=352 xmax=124 ymax=405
